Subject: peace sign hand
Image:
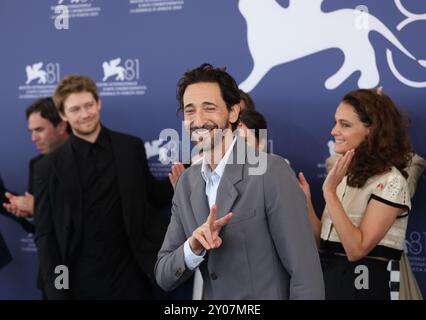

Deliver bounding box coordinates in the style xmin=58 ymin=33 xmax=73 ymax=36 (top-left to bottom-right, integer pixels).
xmin=188 ymin=204 xmax=233 ymax=255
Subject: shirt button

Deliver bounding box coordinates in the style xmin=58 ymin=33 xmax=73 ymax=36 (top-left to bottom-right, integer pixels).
xmin=210 ymin=273 xmax=218 ymax=280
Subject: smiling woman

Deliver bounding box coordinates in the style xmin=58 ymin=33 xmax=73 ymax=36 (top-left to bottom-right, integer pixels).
xmin=338 ymin=90 xmax=412 ymax=188
xmin=331 ymin=102 xmax=370 ymax=156
xmin=298 ymin=89 xmax=414 ymax=300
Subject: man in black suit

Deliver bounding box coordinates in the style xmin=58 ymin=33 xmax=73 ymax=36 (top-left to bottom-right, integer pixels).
xmin=2 ymin=97 xmax=69 ymax=298
xmin=3 ymin=97 xmax=69 ymax=223
xmin=34 ymin=75 xmax=174 ymax=299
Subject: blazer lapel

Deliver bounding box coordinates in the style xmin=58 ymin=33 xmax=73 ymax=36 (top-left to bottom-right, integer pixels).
xmin=216 ymin=139 xmax=245 ymax=220
xmin=215 ymin=162 xmax=243 ymax=220
xmin=190 ymin=172 xmax=210 ymax=227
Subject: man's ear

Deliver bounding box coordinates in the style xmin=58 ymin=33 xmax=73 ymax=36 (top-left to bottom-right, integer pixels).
xmin=57 ymin=120 xmax=68 ymax=135
xmin=229 ymin=103 xmax=241 ymax=126
xmin=59 ymin=111 xmax=67 ymax=122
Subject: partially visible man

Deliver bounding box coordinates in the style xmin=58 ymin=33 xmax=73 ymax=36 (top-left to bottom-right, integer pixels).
xmin=0 ymin=175 xmax=13 ymax=270
xmin=155 ymin=63 xmax=324 ymax=299
xmin=34 ymin=75 xmax=174 ymax=299
xmin=3 ymin=97 xmax=69 ymax=219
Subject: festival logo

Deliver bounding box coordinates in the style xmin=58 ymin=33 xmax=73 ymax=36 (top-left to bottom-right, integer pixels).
xmin=97 ymin=57 xmax=147 ymax=97
xmin=18 ymin=61 xmax=61 ymax=100
xmin=239 ymin=0 xmax=426 ymax=92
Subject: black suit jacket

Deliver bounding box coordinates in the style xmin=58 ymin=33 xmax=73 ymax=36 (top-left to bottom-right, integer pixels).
xmin=29 ymin=155 xmax=44 ymax=195
xmin=33 ymin=127 xmax=173 ymax=299
xmin=0 ymin=176 xmax=13 ymax=269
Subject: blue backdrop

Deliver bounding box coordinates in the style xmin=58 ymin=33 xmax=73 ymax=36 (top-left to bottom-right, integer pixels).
xmin=0 ymin=0 xmax=425 ymax=299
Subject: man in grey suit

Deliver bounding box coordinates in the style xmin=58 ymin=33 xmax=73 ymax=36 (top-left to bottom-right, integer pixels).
xmin=155 ymin=63 xmax=324 ymax=299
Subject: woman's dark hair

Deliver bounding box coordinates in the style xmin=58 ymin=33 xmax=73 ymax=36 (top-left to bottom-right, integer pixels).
xmin=239 ymin=108 xmax=267 ymax=143
xmin=343 ymin=89 xmax=413 ymax=188
xmin=239 ymin=89 xmax=256 ymax=110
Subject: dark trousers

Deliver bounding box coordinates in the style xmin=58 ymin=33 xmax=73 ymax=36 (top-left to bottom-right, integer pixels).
xmin=320 ymin=252 xmax=391 ymax=300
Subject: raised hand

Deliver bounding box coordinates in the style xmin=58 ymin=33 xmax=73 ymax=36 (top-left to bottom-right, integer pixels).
xmin=169 ymin=162 xmax=186 ymax=190
xmin=3 ymin=192 xmax=34 ymax=217
xmin=323 ymin=149 xmax=355 ymax=194
xmin=188 ymin=204 xmax=233 ymax=255
xmin=298 ymin=172 xmax=312 ymax=200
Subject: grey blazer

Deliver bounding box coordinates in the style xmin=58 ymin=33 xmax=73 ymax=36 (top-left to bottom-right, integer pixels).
xmin=155 ymin=144 xmax=325 ymax=299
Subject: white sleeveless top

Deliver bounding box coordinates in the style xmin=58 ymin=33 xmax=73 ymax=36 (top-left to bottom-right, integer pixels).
xmin=320 ymin=167 xmax=411 ymax=251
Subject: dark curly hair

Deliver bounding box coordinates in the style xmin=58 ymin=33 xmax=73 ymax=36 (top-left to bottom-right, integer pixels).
xmin=343 ymin=89 xmax=413 ymax=188
xmin=176 ymin=63 xmax=241 ymax=130
xmin=176 ymin=63 xmax=240 ymax=112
